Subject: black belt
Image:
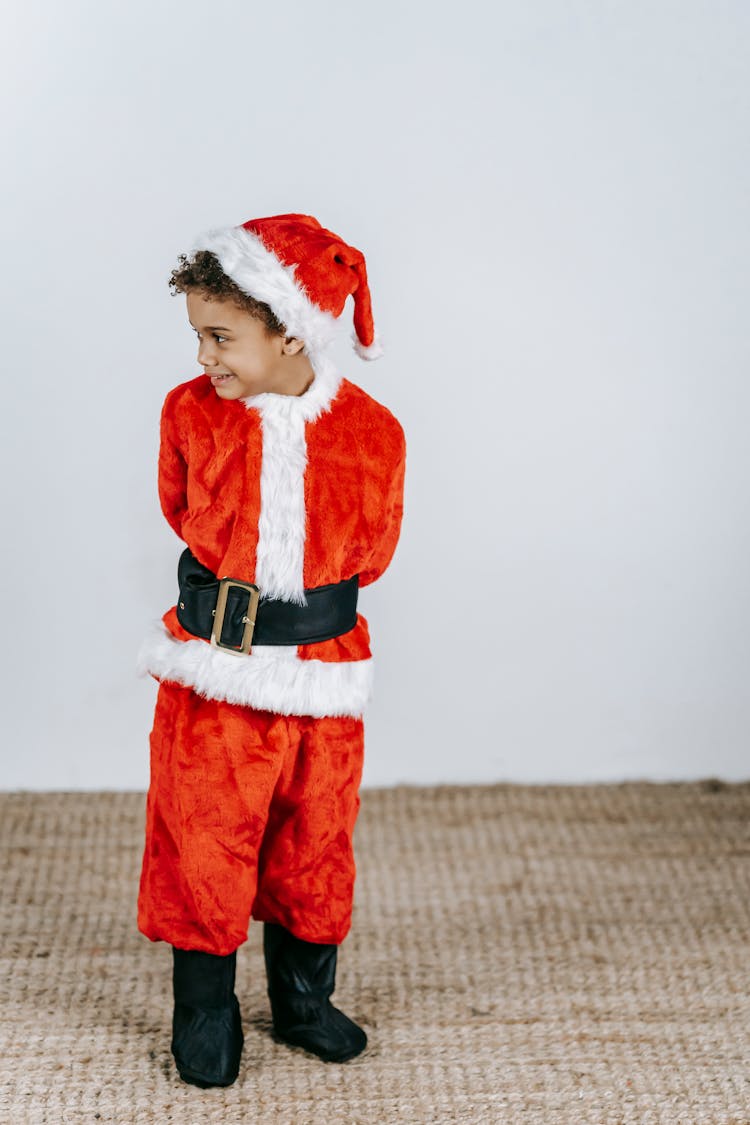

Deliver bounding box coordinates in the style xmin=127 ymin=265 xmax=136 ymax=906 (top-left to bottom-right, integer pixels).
xmin=175 ymin=547 xmax=359 ymax=654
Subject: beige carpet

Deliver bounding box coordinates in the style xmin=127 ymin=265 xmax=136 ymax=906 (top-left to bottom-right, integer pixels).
xmin=1 ymin=782 xmax=749 ymax=1125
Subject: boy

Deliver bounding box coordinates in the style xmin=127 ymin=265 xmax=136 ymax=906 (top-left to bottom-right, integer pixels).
xmin=136 ymin=213 xmax=406 ymax=1088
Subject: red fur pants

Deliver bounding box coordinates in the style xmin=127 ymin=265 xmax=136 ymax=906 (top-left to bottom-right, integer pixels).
xmin=137 ymin=680 xmax=365 ymax=955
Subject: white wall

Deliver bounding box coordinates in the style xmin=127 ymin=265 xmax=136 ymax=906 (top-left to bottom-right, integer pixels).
xmin=1 ymin=1 xmax=748 ymax=789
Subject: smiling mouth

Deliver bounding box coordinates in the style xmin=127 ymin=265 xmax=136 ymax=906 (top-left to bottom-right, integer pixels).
xmin=209 ymin=373 xmax=235 ymax=384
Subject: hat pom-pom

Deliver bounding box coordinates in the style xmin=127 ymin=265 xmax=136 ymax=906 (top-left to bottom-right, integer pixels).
xmin=352 ymin=330 xmax=385 ymax=361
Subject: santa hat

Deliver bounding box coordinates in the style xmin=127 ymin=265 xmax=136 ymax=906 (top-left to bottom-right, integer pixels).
xmin=189 ymin=212 xmax=384 ymax=362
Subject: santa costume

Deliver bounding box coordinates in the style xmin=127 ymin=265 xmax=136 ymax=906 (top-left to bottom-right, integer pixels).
xmin=135 ymin=213 xmax=406 ymax=1085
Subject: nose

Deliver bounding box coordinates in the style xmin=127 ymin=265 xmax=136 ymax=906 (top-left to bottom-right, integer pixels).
xmin=197 ymin=339 xmax=217 ymax=367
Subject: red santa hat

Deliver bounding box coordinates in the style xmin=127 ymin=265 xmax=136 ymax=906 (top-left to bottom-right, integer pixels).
xmin=189 ymin=212 xmax=384 ymax=362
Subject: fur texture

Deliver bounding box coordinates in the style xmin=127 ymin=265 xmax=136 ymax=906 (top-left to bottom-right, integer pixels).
xmin=191 ymin=225 xmax=340 ymax=360
xmin=137 ymin=680 xmax=366 ymax=952
xmin=136 ymin=371 xmax=405 ymax=718
xmin=252 ymin=390 xmax=310 ymax=606
xmin=240 ymin=343 xmax=343 ymax=427
xmin=352 ymin=330 xmax=385 ymax=361
xmin=136 ymin=619 xmax=374 ymax=718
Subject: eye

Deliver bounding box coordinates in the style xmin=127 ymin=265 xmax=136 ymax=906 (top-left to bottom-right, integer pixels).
xmin=213 ymin=334 xmax=227 ymax=343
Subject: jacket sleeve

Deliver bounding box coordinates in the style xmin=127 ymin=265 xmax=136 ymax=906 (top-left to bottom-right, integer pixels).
xmin=357 ymin=425 xmax=406 ymax=589
xmin=157 ymin=392 xmax=188 ymax=540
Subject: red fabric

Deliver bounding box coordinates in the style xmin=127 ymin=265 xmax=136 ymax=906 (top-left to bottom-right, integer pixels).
xmin=157 ymin=373 xmax=406 ymax=664
xmin=242 ymin=214 xmax=378 ymax=350
xmin=139 ymin=373 xmax=403 ymax=948
xmin=138 ymin=680 xmax=365 ymax=955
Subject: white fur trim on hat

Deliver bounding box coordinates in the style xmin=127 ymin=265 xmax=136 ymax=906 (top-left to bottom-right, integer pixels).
xmin=191 ymin=224 xmax=340 ymax=357
xmin=352 ymin=330 xmax=385 ymax=361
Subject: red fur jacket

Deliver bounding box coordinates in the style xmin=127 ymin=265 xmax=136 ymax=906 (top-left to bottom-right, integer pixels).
xmin=137 ymin=364 xmax=406 ymax=718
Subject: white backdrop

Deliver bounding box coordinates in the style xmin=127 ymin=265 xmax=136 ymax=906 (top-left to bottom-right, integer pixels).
xmin=1 ymin=1 xmax=748 ymax=789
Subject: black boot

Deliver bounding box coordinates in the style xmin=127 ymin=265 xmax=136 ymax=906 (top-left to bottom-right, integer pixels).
xmin=170 ymin=947 xmax=244 ymax=1088
xmin=263 ymin=922 xmax=367 ymax=1063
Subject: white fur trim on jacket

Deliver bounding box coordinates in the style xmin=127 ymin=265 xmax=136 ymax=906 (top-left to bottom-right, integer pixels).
xmin=191 ymin=225 xmax=340 ymax=359
xmin=136 ymin=347 xmax=365 ymax=717
xmin=252 ymin=395 xmax=309 ymax=605
xmin=239 ymin=346 xmax=343 ymax=427
xmin=136 ymin=619 xmax=373 ymax=718
xmin=237 ymin=349 xmax=343 ymax=605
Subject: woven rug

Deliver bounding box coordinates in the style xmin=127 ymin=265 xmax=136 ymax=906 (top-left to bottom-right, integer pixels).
xmin=0 ymin=782 xmax=748 ymax=1124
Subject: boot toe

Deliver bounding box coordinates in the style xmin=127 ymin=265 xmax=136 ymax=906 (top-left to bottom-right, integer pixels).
xmin=273 ymin=1000 xmax=367 ymax=1062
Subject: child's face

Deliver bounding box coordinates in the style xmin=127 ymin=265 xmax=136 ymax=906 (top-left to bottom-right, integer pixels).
xmin=186 ymin=291 xmax=309 ymax=400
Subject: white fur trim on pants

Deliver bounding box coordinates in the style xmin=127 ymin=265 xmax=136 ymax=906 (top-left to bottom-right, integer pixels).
xmin=136 ymin=619 xmax=373 ymax=719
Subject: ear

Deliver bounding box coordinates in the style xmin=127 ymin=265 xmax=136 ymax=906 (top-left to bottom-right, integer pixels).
xmin=282 ymin=335 xmax=306 ymax=356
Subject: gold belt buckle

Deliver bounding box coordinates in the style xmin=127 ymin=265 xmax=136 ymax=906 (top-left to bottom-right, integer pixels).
xmin=210 ymin=577 xmax=261 ymax=655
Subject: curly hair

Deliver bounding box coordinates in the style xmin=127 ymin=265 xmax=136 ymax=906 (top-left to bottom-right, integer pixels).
xmin=168 ymin=250 xmax=287 ymax=337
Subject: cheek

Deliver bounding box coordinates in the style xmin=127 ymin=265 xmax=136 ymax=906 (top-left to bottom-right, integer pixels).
xmin=234 ymin=349 xmax=273 ymax=376
xmin=223 ymin=349 xmax=247 ymax=373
